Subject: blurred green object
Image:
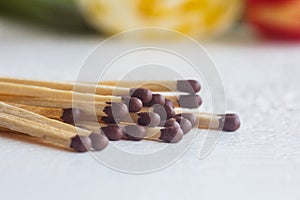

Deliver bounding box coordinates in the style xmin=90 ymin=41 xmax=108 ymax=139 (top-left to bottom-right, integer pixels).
xmin=0 ymin=0 xmax=91 ymax=32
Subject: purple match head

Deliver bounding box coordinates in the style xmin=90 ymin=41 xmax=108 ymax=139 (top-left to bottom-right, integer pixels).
xmin=129 ymin=88 xmax=152 ymax=103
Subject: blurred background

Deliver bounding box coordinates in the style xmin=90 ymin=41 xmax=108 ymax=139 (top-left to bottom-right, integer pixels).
xmin=0 ymin=0 xmax=299 ymax=40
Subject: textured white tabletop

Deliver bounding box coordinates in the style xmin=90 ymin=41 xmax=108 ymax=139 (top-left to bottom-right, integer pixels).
xmin=0 ymin=20 xmax=300 ymax=200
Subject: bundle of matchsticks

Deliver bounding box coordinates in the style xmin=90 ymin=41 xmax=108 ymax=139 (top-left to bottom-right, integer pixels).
xmin=0 ymin=77 xmax=240 ymax=152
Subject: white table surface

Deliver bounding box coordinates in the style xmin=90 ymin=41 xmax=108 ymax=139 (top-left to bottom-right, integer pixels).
xmin=1 ymin=19 xmax=300 ymax=200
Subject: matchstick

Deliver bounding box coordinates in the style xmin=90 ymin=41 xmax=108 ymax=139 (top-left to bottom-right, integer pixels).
xmin=0 ymin=78 xmax=153 ymax=103
xmin=0 ymin=102 xmax=109 ymax=152
xmin=140 ymin=104 xmax=176 ymax=120
xmin=4 ymin=99 xmax=129 ymax=119
xmin=96 ymin=80 xmax=201 ymax=93
xmin=174 ymin=108 xmax=240 ymax=132
xmin=174 ymin=113 xmax=198 ymax=127
xmin=160 ymin=116 xmax=193 ymax=134
xmin=120 ymin=123 xmax=184 ymax=143
xmin=100 ymin=112 xmax=161 ymax=127
xmin=8 ymin=103 xmax=78 ymax=124
xmin=74 ymin=121 xmax=124 ymax=141
xmin=164 ymin=94 xmax=202 ymax=108
xmin=196 ymin=113 xmax=240 ymax=132
xmin=0 ymin=82 xmax=144 ymax=112
xmin=143 ymin=94 xmax=165 ymax=107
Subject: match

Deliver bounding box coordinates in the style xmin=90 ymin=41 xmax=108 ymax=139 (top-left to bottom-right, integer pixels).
xmin=7 ymin=103 xmax=80 ymax=124
xmin=164 ymin=94 xmax=202 ymax=108
xmin=140 ymin=104 xmax=176 ymax=120
xmin=0 ymin=82 xmax=144 ymax=112
xmin=3 ymin=99 xmax=129 ymax=119
xmin=123 ymin=124 xmax=184 ymax=143
xmin=162 ymin=116 xmax=193 ymax=134
xmin=0 ymin=78 xmax=153 ymax=103
xmin=74 ymin=121 xmax=123 ymax=141
xmin=100 ymin=112 xmax=161 ymax=127
xmin=97 ymin=79 xmax=201 ymax=93
xmin=196 ymin=113 xmax=241 ymax=132
xmin=143 ymin=94 xmax=166 ymax=107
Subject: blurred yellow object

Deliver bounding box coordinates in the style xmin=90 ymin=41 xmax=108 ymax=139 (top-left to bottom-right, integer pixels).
xmin=77 ymin=0 xmax=244 ymax=39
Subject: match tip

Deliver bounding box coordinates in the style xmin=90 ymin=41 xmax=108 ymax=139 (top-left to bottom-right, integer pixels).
xmin=100 ymin=116 xmax=119 ymax=124
xmin=161 ymin=118 xmax=180 ymax=128
xmin=219 ymin=113 xmax=241 ymax=132
xmin=160 ymin=127 xmax=184 ymax=143
xmin=178 ymin=94 xmax=202 ymax=108
xmin=164 ymin=99 xmax=174 ymax=108
xmin=124 ymin=125 xmax=147 ymax=141
xmin=101 ymin=125 xmax=123 ymax=141
xmin=121 ymin=96 xmax=143 ymax=112
xmin=70 ymin=135 xmax=92 ymax=152
xmin=174 ymin=116 xmax=192 ymax=134
xmin=177 ymin=80 xmax=201 ymax=93
xmin=62 ymin=108 xmax=81 ymax=124
xmin=143 ymin=94 xmax=166 ymax=107
xmin=138 ymin=112 xmax=161 ymax=127
xmin=89 ymin=133 xmax=109 ymax=151
xmin=129 ymin=88 xmax=153 ymax=103
xmin=153 ymin=104 xmax=175 ymax=121
xmin=176 ymin=113 xmax=197 ymax=127
xmin=104 ymin=102 xmax=129 ymax=119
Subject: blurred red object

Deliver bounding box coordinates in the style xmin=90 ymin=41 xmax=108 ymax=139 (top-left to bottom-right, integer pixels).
xmin=246 ymin=0 xmax=300 ymax=40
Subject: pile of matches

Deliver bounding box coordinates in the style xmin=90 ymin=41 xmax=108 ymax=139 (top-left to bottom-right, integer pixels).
xmin=0 ymin=77 xmax=240 ymax=152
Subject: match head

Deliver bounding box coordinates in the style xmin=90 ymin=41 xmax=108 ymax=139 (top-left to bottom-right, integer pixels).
xmin=160 ymin=118 xmax=180 ymax=128
xmin=178 ymin=94 xmax=202 ymax=108
xmin=174 ymin=116 xmax=192 ymax=134
xmin=121 ymin=96 xmax=143 ymax=112
xmin=137 ymin=112 xmax=161 ymax=127
xmin=175 ymin=113 xmax=197 ymax=127
xmin=153 ymin=104 xmax=175 ymax=121
xmin=219 ymin=113 xmax=241 ymax=132
xmin=143 ymin=94 xmax=166 ymax=107
xmin=101 ymin=125 xmax=123 ymax=141
xmin=129 ymin=88 xmax=153 ymax=103
xmin=89 ymin=133 xmax=109 ymax=151
xmin=100 ymin=116 xmax=120 ymax=124
xmin=160 ymin=127 xmax=184 ymax=143
xmin=70 ymin=135 xmax=92 ymax=152
xmin=177 ymin=80 xmax=201 ymax=93
xmin=123 ymin=125 xmax=147 ymax=141
xmin=164 ymin=99 xmax=174 ymax=108
xmin=62 ymin=108 xmax=81 ymax=124
xmin=103 ymin=102 xmax=129 ymax=119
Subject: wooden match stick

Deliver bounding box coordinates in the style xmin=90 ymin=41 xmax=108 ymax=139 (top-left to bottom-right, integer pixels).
xmin=196 ymin=113 xmax=240 ymax=132
xmin=174 ymin=108 xmax=241 ymax=132
xmin=143 ymin=94 xmax=165 ymax=107
xmin=0 ymin=78 xmax=153 ymax=103
xmin=0 ymin=82 xmax=143 ymax=112
xmin=96 ymin=80 xmax=201 ymax=93
xmin=164 ymin=94 xmax=202 ymax=108
xmin=159 ymin=117 xmax=193 ymax=134
xmin=8 ymin=103 xmax=77 ymax=123
xmin=140 ymin=104 xmax=175 ymax=121
xmin=100 ymin=112 xmax=161 ymax=127
xmin=2 ymin=98 xmax=129 ymax=119
xmin=0 ymin=102 xmax=109 ymax=151
xmin=75 ymin=122 xmax=124 ymax=141
xmin=123 ymin=124 xmax=184 ymax=143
